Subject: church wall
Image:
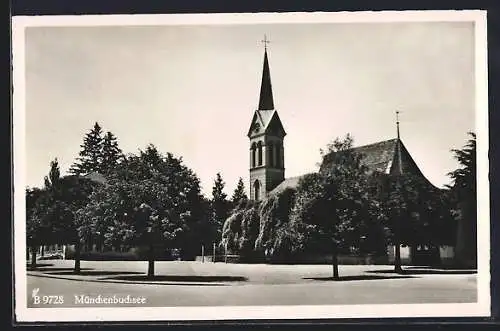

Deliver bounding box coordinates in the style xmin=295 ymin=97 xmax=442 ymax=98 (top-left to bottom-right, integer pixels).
xmin=249 ymin=132 xmax=285 ymax=200
xmin=265 ymin=168 xmax=285 ymax=194
xmin=250 ymin=167 xmax=267 ymax=200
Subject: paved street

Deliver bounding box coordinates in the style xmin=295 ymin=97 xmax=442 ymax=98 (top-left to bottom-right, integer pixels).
xmin=26 ymin=260 xmax=477 ymax=307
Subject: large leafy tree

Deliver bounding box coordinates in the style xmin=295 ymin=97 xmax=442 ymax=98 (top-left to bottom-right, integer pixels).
xmin=70 ymin=122 xmax=104 ymax=175
xmin=288 ymin=134 xmax=384 ymax=280
xmin=54 ymin=176 xmax=98 ymax=273
xmin=27 ymin=158 xmax=65 ymax=268
xmin=381 ymin=165 xmax=455 ymax=272
xmin=239 ymin=202 xmax=261 ymax=260
xmin=78 ymin=145 xmax=205 ymax=277
xmin=447 ymin=132 xmax=476 ymax=267
xmin=254 ymin=188 xmax=297 ymax=260
xmin=26 ymin=158 xmax=98 ymax=272
xmin=221 ymin=209 xmax=244 ymax=254
xmin=26 ymin=186 xmax=50 ymax=268
xmin=383 ymin=173 xmax=430 ymax=272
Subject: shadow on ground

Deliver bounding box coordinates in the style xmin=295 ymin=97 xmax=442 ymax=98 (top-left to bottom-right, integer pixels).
xmin=106 ymin=275 xmax=248 ymax=282
xmin=28 ymin=267 xmax=94 ymax=272
xmin=304 ymin=274 xmax=415 ymax=281
xmin=405 ymin=265 xmax=477 ymax=271
xmin=48 ymin=270 xmax=144 ymax=276
xmin=367 ymin=269 xmax=477 ymax=275
xmin=26 ymin=263 xmax=54 ymax=268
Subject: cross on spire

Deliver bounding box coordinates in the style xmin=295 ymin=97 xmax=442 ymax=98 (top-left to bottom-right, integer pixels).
xmin=261 ymin=34 xmax=270 ymax=50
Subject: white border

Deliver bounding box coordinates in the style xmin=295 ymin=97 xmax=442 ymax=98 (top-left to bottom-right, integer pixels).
xmin=12 ymin=10 xmax=490 ymax=322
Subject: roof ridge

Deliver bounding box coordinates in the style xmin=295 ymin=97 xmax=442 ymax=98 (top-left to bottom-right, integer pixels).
xmin=351 ymin=138 xmax=398 ymax=150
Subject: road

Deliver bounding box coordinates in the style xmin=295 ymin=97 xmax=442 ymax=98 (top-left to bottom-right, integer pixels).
xmin=25 ymin=260 xmax=477 ymax=307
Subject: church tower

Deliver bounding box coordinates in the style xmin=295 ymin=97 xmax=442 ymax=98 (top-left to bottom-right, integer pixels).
xmin=247 ymin=38 xmax=286 ymax=201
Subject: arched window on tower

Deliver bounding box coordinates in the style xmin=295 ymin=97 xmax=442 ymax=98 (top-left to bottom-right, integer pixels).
xmin=251 ymin=142 xmax=257 ymax=168
xmin=268 ymin=142 xmax=274 ymax=167
xmin=275 ymin=142 xmax=281 ymax=168
xmin=257 ymin=141 xmax=263 ymax=166
xmin=254 ymin=180 xmax=261 ymax=201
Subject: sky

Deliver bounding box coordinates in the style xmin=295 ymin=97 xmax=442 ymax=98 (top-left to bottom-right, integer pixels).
xmin=24 ymin=21 xmax=476 ymax=197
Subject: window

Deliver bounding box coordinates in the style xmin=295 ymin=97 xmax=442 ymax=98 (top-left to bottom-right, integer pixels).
xmin=257 ymin=141 xmax=263 ymax=166
xmin=254 ymin=180 xmax=261 ymax=201
xmin=251 ymin=142 xmax=257 ymax=168
xmin=275 ymin=143 xmax=281 ymax=167
xmin=268 ymin=142 xmax=274 ymax=167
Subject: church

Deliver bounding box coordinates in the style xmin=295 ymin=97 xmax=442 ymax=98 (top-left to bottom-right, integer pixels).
xmin=246 ymin=42 xmax=468 ymax=267
xmin=246 ymin=44 xmax=436 ymax=202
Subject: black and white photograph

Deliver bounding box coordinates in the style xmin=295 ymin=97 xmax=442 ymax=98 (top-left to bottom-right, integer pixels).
xmin=12 ymin=10 xmax=490 ymax=322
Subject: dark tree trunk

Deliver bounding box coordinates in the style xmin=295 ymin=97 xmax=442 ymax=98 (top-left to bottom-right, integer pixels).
xmin=332 ymin=243 xmax=340 ymax=280
xmin=74 ymin=241 xmax=81 ymax=274
xmin=147 ymin=243 xmax=155 ymax=279
xmin=394 ymin=242 xmax=403 ymax=273
xmin=394 ymin=214 xmax=403 ymax=273
xmin=41 ymin=245 xmax=45 ymax=257
xmin=30 ymin=246 xmax=38 ymax=269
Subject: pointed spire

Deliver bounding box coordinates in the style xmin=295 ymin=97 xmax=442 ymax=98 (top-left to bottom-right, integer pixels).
xmin=258 ymin=36 xmax=274 ymax=110
xmin=395 ymin=110 xmax=403 ymax=174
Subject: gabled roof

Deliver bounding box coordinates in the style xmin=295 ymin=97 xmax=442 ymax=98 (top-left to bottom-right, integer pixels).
xmin=269 ymin=175 xmax=309 ymax=196
xmin=270 ymin=138 xmax=437 ymax=196
xmin=247 ymin=109 xmax=286 ymax=137
xmin=349 ymin=138 xmax=399 ymax=174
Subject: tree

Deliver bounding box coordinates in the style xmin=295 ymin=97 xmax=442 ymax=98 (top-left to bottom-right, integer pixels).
xmin=239 ymin=203 xmax=261 ymax=260
xmin=210 ymin=173 xmax=230 ymax=244
xmin=39 ymin=158 xmax=61 ymax=256
xmin=255 ymin=188 xmax=296 ymax=260
xmin=289 ymin=134 xmax=384 ymax=280
xmin=221 ymin=199 xmax=261 ymax=260
xmin=79 ymin=145 xmax=205 ymax=277
xmin=70 ymin=122 xmax=104 ymax=175
xmin=51 ymin=176 xmax=97 ymax=273
xmin=101 ymin=131 xmax=123 ymax=175
xmin=383 ymin=173 xmax=419 ymax=272
xmin=27 ymin=158 xmax=67 ymax=269
xmin=221 ymin=209 xmax=244 ymax=254
xmin=26 ymin=187 xmax=49 ymax=269
xmin=231 ymin=177 xmax=248 ymax=209
xmin=26 ymin=157 xmax=98 ymax=273
xmin=447 ymin=132 xmax=477 ymax=267
xmin=382 ymin=168 xmax=454 ymax=272
xmin=44 ymin=158 xmax=60 ymax=190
